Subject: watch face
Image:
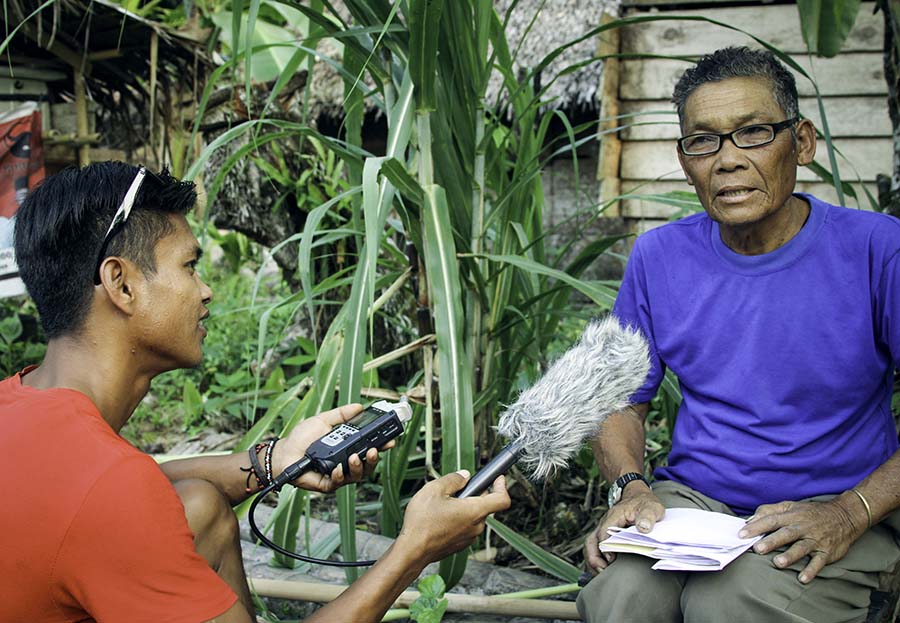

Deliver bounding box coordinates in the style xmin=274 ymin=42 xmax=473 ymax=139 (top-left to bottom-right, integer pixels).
xmin=607 ymin=483 xmax=620 ymax=508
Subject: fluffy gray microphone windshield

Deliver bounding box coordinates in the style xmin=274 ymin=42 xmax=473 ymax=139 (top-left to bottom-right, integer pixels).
xmin=497 ymin=316 xmax=650 ymax=480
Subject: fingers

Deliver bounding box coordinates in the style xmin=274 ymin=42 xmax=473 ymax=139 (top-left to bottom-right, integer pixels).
xmin=478 ymin=476 xmax=511 ymax=514
xmin=798 ymin=550 xmax=829 ymax=584
xmin=741 ymin=507 xmax=791 ymax=539
xmin=317 ymin=403 xmax=364 ymax=427
xmin=584 ymin=526 xmax=607 ymax=573
xmin=434 ymin=469 xmax=472 ymax=496
xmin=632 ymin=501 xmax=665 ymax=533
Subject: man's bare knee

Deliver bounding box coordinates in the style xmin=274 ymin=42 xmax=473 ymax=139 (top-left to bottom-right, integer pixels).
xmin=173 ymin=478 xmax=239 ymax=566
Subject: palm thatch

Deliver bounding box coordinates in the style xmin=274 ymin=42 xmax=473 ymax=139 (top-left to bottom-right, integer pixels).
xmin=282 ymin=0 xmax=618 ymax=118
xmin=490 ymin=0 xmax=618 ymax=112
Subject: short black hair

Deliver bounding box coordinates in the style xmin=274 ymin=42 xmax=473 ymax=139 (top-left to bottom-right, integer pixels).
xmin=672 ymin=47 xmax=799 ymax=127
xmin=14 ymin=162 xmax=196 ymax=338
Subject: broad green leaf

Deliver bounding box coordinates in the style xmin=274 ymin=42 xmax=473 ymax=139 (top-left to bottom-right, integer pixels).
xmin=486 ymin=516 xmax=581 ymax=583
xmin=480 ymin=253 xmax=618 ymax=310
xmin=0 ymin=315 xmax=22 ymax=344
xmin=271 ymin=486 xmax=306 ymax=568
xmin=422 ymin=185 xmax=474 ymax=586
xmin=797 ymin=0 xmax=862 ymax=57
xmin=408 ymin=0 xmax=445 ymax=111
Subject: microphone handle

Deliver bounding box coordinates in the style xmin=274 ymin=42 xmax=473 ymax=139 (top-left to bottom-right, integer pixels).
xmin=456 ymin=440 xmax=525 ymax=499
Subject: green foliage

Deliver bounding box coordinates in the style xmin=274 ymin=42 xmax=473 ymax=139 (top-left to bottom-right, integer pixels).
xmin=409 ymin=574 xmax=449 ymax=623
xmin=0 ymin=298 xmax=45 ymax=379
xmin=797 ymin=0 xmax=862 ymax=57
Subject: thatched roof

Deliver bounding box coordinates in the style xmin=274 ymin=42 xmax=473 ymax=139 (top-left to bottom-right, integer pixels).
xmin=4 ymin=0 xmax=210 ymax=155
xmin=489 ymin=0 xmax=619 ymax=111
xmin=294 ymin=0 xmax=619 ymax=118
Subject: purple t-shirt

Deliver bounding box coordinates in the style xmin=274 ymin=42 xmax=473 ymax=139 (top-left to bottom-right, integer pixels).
xmin=614 ymin=194 xmax=900 ymax=515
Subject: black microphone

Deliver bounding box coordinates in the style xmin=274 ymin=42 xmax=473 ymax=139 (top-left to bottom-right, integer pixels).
xmin=457 ymin=316 xmax=650 ymax=498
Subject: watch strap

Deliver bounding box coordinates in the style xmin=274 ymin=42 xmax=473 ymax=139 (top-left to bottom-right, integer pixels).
xmin=615 ymin=472 xmax=648 ymax=492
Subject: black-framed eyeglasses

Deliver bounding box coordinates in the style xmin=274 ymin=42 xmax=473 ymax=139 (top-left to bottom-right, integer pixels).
xmin=93 ymin=167 xmax=147 ymax=285
xmin=677 ymin=118 xmax=799 ymax=156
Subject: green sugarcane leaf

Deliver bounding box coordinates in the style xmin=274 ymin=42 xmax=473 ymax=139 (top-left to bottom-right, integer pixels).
xmin=797 ymin=0 xmax=862 ymax=57
xmin=422 ymin=184 xmax=474 ymax=587
xmin=271 ymin=486 xmax=306 ymax=568
xmin=408 ymin=0 xmax=445 ymax=111
xmin=382 ymin=157 xmax=424 ymax=204
xmin=486 ymin=516 xmax=581 ymax=583
xmin=479 ymin=253 xmax=618 ymax=310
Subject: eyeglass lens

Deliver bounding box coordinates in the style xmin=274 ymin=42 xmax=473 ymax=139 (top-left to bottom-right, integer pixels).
xmin=680 ymin=124 xmax=776 ymax=156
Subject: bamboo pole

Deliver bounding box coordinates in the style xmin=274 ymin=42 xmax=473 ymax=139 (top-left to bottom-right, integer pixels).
xmin=149 ymin=30 xmax=159 ymax=168
xmin=248 ymin=578 xmax=582 ymax=620
xmin=597 ymin=11 xmax=622 ymax=217
xmin=74 ymin=69 xmax=90 ymax=166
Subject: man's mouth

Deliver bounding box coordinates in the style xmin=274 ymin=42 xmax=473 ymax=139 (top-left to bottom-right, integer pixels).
xmin=715 ymin=187 xmax=756 ymax=201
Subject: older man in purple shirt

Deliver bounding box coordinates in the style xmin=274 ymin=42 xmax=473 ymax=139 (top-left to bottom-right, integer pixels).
xmin=578 ymin=47 xmax=900 ymax=623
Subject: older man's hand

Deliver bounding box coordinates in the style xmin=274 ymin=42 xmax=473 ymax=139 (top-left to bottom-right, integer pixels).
xmin=739 ymin=498 xmax=867 ymax=583
xmin=583 ymin=489 xmax=665 ymax=574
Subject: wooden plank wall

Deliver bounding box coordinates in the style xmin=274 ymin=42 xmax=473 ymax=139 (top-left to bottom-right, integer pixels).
xmin=606 ymin=2 xmax=889 ymax=234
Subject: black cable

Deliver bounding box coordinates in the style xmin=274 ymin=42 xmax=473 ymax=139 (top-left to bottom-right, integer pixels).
xmin=247 ymin=457 xmax=378 ymax=568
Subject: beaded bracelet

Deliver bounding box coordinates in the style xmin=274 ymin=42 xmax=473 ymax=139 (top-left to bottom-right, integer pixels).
xmin=263 ymin=439 xmax=277 ymax=488
xmin=241 ymin=441 xmax=276 ymax=493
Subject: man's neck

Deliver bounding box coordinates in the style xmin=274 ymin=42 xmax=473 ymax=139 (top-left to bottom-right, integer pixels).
xmin=22 ymin=335 xmax=152 ymax=432
xmin=719 ymin=195 xmax=811 ymax=256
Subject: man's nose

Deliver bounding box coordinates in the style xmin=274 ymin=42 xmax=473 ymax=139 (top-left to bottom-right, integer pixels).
xmin=714 ymin=136 xmax=749 ymax=172
xmin=200 ymin=279 xmax=213 ymax=304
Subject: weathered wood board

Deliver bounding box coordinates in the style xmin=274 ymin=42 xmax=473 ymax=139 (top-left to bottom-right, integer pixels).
xmin=621 ymin=3 xmax=883 ymax=56
xmin=619 ymin=97 xmax=891 ymax=140
xmin=620 ymin=54 xmax=886 ymax=100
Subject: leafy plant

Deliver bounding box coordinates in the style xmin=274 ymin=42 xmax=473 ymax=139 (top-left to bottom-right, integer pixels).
xmin=0 ymin=297 xmax=45 ymax=379
xmin=409 ymin=574 xmax=449 ymax=623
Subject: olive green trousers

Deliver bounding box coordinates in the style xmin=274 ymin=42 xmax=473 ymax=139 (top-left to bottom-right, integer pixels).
xmin=576 ymin=480 xmax=900 ymax=623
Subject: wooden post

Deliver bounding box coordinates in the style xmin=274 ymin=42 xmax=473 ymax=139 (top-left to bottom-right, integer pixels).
xmin=74 ymin=68 xmax=90 ymax=166
xmin=596 ymin=11 xmax=622 ymax=217
xmin=149 ymin=30 xmax=159 ymax=167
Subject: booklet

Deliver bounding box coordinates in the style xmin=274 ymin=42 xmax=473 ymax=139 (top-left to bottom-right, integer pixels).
xmin=598 ymin=507 xmax=762 ymax=571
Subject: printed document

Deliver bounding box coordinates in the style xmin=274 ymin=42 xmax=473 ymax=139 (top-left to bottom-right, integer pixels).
xmin=599 ymin=507 xmax=762 ymax=571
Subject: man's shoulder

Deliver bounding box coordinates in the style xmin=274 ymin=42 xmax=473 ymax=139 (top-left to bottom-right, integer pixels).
xmin=633 ymin=212 xmax=710 ymax=254
xmin=807 ymin=193 xmax=900 ymax=243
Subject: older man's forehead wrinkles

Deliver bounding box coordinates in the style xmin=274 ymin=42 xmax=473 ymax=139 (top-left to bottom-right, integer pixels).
xmin=685 ymin=109 xmax=775 ymax=134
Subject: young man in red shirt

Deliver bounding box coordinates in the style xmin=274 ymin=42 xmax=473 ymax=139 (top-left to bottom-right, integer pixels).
xmin=1 ymin=162 xmax=509 ymax=622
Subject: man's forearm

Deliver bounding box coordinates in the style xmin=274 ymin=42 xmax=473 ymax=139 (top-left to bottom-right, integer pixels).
xmin=303 ymin=539 xmax=426 ymax=623
xmin=593 ymin=402 xmax=650 ymax=483
xmin=848 ymin=448 xmax=900 ymax=528
xmin=161 ymin=453 xmax=256 ymax=505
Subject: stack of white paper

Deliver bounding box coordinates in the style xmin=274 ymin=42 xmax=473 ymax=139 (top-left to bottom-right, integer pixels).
xmin=599 ymin=508 xmax=762 ymax=571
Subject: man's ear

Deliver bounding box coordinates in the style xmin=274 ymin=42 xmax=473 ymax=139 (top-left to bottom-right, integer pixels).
xmin=794 ymin=118 xmax=817 ymax=167
xmin=97 ymin=256 xmax=139 ymax=316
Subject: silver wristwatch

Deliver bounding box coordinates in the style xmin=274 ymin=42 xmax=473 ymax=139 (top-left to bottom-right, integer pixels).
xmin=607 ymin=472 xmax=649 ymax=508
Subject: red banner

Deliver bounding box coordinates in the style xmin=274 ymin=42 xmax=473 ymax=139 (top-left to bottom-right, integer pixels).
xmin=0 ymin=103 xmax=44 ymax=218
xmin=0 ymin=103 xmax=44 ymax=297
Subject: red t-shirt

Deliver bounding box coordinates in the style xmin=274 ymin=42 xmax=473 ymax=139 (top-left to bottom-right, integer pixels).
xmin=0 ymin=369 xmax=237 ymax=622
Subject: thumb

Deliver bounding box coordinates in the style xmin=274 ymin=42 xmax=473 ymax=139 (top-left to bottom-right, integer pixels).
xmin=436 ymin=469 xmax=471 ymax=495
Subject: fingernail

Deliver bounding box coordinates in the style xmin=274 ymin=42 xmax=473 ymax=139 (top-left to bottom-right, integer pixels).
xmin=456 ymin=469 xmax=471 ymax=479
xmin=738 ymin=529 xmax=748 ymax=538
xmin=799 ymin=574 xmax=809 ymax=584
xmin=774 ymin=556 xmax=785 ymax=566
xmin=755 ymin=544 xmax=766 ymax=554
xmin=638 ymin=520 xmax=650 ymax=531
